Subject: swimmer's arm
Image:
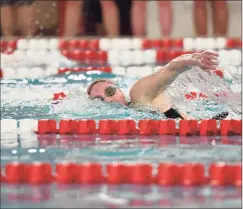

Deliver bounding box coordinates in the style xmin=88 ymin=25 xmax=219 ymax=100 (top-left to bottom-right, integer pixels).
xmin=130 ymin=62 xmax=188 ymax=103
xmin=130 ymin=51 xmax=218 ymax=102
xmin=130 ymin=56 xmax=195 ymax=102
xmin=151 ymin=51 xmax=218 ymax=96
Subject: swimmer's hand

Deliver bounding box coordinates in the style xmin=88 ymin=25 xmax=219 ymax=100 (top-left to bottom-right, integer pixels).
xmin=191 ymin=51 xmax=219 ymax=71
xmin=170 ymin=51 xmax=219 ymax=72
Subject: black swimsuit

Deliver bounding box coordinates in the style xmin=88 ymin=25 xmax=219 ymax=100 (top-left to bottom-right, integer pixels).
xmin=164 ymin=108 xmax=184 ymax=119
xmin=164 ymin=108 xmax=229 ymax=120
xmin=128 ymin=102 xmax=229 ymax=120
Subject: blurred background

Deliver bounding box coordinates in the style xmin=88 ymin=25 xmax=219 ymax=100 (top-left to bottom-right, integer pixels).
xmin=0 ymin=0 xmax=241 ymax=38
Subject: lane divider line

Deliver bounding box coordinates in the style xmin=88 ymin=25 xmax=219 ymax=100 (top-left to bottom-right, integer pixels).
xmin=1 ymin=119 xmax=241 ymax=136
xmin=1 ymin=162 xmax=241 ymax=186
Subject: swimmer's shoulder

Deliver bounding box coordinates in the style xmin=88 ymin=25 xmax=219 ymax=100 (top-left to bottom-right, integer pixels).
xmin=129 ymin=80 xmax=148 ymax=103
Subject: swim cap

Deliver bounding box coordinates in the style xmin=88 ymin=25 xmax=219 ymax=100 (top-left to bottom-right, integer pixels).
xmin=87 ymin=79 xmax=115 ymax=98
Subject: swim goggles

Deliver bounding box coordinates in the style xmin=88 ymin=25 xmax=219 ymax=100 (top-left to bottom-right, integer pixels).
xmin=87 ymin=80 xmax=118 ymax=101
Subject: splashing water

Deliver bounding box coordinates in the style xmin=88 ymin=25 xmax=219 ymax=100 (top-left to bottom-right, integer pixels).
xmin=51 ymin=86 xmax=168 ymax=120
xmin=1 ymin=50 xmax=241 ymax=120
xmin=165 ymin=66 xmax=241 ymax=115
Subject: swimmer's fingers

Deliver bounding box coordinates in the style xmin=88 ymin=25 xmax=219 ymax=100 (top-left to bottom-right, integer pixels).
xmin=204 ymin=54 xmax=219 ymax=62
xmin=201 ymin=57 xmax=218 ymax=66
xmin=201 ymin=51 xmax=219 ymax=61
xmin=198 ymin=53 xmax=218 ymax=70
xmin=189 ymin=52 xmax=218 ymax=71
xmin=201 ymin=52 xmax=219 ymax=64
xmin=192 ymin=52 xmax=217 ymax=62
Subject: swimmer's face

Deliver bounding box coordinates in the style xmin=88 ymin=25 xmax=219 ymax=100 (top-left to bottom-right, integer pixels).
xmin=87 ymin=80 xmax=127 ymax=105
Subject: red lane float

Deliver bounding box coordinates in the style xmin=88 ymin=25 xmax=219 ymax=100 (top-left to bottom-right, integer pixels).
xmin=156 ymin=163 xmax=181 ymax=185
xmin=56 ymin=163 xmax=77 ymax=184
xmin=5 ymin=163 xmax=26 ymax=183
xmin=179 ymin=120 xmax=198 ymax=136
xmin=159 ymin=120 xmax=177 ymax=135
xmin=138 ymin=120 xmax=160 ymax=135
xmin=36 ymin=119 xmax=242 ymax=136
xmin=59 ymin=120 xmax=77 ymax=134
xmin=181 ymin=163 xmax=205 ymax=186
xmin=226 ymin=38 xmax=242 ymax=49
xmin=57 ymin=38 xmax=242 ymax=50
xmin=0 ymin=38 xmax=241 ymax=55
xmin=27 ymin=163 xmax=53 ymax=184
xmin=99 ymin=120 xmax=118 ymax=135
xmin=60 ymin=50 xmax=108 ymax=63
xmin=0 ymin=40 xmax=17 ymax=52
xmin=209 ymin=163 xmax=242 ymax=186
xmin=77 ymin=163 xmax=104 ymax=184
xmin=1 ymin=38 xmax=241 ymax=51
xmin=38 ymin=120 xmax=57 ymax=134
xmin=234 ymin=164 xmax=242 ymax=187
xmin=220 ymin=120 xmax=242 ymax=136
xmin=60 ymin=49 xmax=238 ymax=68
xmin=117 ymin=120 xmax=138 ymax=135
xmin=106 ymin=164 xmax=129 ymax=184
xmin=38 ymin=119 xmax=97 ymax=135
xmin=129 ymin=164 xmax=153 ymax=184
xmin=199 ymin=120 xmax=218 ymax=136
xmin=143 ymin=39 xmax=179 ymax=49
xmin=1 ymin=162 xmax=241 ymax=186
xmin=59 ymin=39 xmax=100 ymax=50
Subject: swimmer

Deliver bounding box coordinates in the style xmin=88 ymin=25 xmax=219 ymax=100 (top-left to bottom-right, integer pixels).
xmin=87 ymin=51 xmax=229 ymax=120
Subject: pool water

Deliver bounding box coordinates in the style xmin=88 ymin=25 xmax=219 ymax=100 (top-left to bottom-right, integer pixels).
xmin=1 ymin=62 xmax=242 ymax=207
xmin=1 ymin=70 xmax=241 ymax=120
xmin=0 ymin=133 xmax=242 ymax=208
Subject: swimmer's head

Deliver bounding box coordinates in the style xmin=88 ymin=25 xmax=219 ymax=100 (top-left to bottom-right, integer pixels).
xmin=87 ymin=79 xmax=127 ymax=105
